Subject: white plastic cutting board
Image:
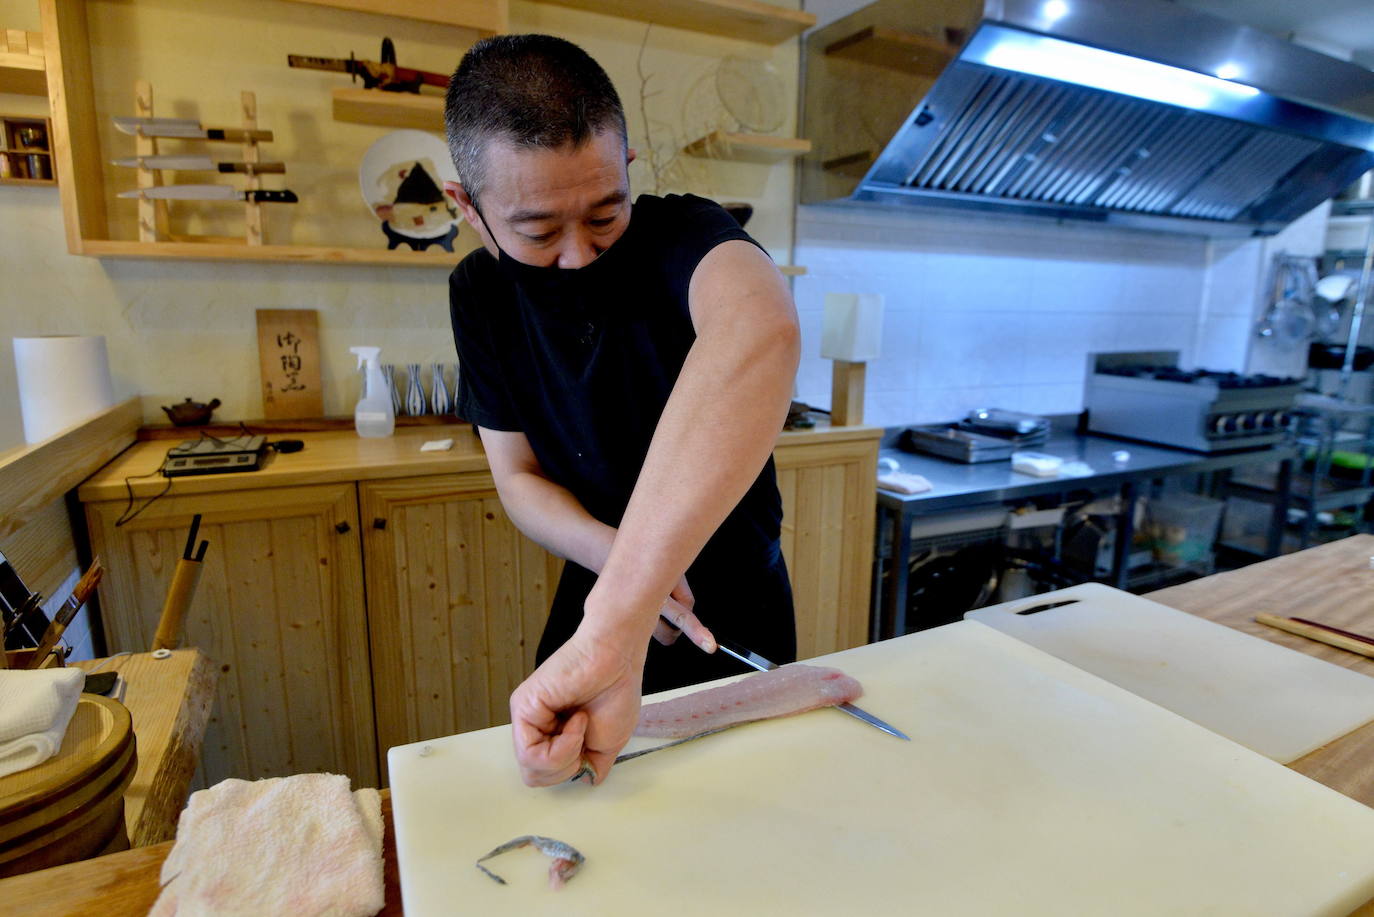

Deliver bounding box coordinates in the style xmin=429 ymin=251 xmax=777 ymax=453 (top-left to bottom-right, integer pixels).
xmin=389 ymin=622 xmax=1374 ymax=916
xmin=966 ymin=582 xmax=1374 ymax=763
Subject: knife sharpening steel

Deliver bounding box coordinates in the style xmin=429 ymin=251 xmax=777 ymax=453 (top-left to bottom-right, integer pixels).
xmin=163 ymin=435 xmax=265 ymax=477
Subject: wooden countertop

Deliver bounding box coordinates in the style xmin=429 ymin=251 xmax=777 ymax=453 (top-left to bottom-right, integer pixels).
xmin=70 ymin=650 xmax=217 ymax=847
xmin=1148 ymin=534 xmax=1374 ymax=807
xmin=11 ymin=535 xmax=1369 ymax=915
xmin=78 ymin=422 xmax=883 ymax=502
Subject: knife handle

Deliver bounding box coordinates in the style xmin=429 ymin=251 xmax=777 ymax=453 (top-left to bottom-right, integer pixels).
xmin=220 ymin=162 xmax=287 ymax=174
xmin=250 ymin=190 xmax=298 ymax=203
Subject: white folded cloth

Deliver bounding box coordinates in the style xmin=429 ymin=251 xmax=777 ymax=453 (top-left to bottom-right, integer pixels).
xmin=150 ymin=773 xmax=385 ymax=917
xmin=0 ymin=668 xmax=85 ymax=779
xmin=878 ymin=471 xmax=933 ymax=494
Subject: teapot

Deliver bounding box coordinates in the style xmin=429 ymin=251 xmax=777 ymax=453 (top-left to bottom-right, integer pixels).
xmin=162 ymin=397 xmax=221 ymax=426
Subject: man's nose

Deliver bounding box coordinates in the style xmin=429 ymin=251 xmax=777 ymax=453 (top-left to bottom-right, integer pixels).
xmin=556 ymin=232 xmax=601 ymax=269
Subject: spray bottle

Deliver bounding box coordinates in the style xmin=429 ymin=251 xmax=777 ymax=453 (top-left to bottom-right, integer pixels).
xmin=350 ymin=346 xmax=394 ymax=438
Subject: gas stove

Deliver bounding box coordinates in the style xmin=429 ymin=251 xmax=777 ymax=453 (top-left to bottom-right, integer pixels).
xmin=1085 ymin=352 xmax=1302 ymax=453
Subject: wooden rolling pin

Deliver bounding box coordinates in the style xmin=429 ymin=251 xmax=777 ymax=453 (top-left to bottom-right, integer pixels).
xmin=1256 ymin=613 xmax=1374 ymax=659
xmin=153 ymin=514 xmax=208 ymax=651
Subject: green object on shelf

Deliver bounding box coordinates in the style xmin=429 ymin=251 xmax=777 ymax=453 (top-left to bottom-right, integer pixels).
xmin=1329 ymin=450 xmax=1374 ymax=472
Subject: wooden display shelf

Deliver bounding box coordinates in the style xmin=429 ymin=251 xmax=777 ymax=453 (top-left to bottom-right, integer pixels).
xmin=824 ymin=25 xmax=958 ymax=77
xmin=81 ymin=238 xmax=457 ymax=267
xmin=332 ymin=87 xmax=443 ymax=131
xmin=536 ymin=0 xmax=814 ymax=45
xmin=0 ymin=28 xmax=46 ymax=95
xmin=1 ymin=114 xmax=56 ymax=184
xmin=683 ymin=130 xmax=811 ymax=163
xmin=280 ymin=0 xmax=507 ymax=35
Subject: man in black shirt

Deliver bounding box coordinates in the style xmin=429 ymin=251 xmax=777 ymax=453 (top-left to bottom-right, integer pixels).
xmin=443 ymin=34 xmax=800 ymax=787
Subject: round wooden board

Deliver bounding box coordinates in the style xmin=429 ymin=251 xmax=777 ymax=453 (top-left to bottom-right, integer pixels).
xmin=0 ymin=695 xmax=136 ymax=875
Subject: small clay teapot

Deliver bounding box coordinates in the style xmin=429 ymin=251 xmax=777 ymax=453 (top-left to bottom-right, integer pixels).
xmin=162 ymin=397 xmax=221 ymax=426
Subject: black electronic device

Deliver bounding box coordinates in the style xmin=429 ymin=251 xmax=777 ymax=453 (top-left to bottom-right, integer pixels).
xmin=163 ymin=435 xmax=267 ymax=477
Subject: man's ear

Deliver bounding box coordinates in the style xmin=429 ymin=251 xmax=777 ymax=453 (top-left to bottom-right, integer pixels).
xmin=444 ymin=180 xmax=479 ymax=226
xmin=626 ymin=147 xmax=637 ymax=165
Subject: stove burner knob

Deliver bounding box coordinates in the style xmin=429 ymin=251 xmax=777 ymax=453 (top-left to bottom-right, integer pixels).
xmin=1220 ymin=414 xmax=1241 ymax=434
xmin=1213 ymin=415 xmax=1228 ymax=435
xmin=1240 ymin=412 xmax=1261 ymax=432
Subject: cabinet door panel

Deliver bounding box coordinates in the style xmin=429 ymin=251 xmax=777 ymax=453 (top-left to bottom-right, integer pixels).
xmin=361 ymin=474 xmax=562 ymax=783
xmin=85 ymin=485 xmax=377 ymax=787
xmin=775 ymin=438 xmax=879 ymax=659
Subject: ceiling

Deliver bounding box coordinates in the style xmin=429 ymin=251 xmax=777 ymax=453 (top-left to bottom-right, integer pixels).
xmin=1174 ymin=0 xmax=1374 ymax=68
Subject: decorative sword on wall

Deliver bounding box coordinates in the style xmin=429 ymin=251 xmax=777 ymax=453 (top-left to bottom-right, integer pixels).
xmin=288 ymin=37 xmax=449 ymax=94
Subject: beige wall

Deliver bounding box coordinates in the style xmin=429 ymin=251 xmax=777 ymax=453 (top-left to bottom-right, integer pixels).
xmin=0 ymin=0 xmax=800 ymax=450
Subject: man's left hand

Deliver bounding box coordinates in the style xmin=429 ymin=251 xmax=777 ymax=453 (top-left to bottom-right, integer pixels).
xmin=652 ymin=575 xmax=716 ymax=652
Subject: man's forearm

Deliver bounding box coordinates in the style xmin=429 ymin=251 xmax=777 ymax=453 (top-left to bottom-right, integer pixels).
xmin=497 ymin=470 xmax=615 ymax=574
xmin=583 ymin=246 xmax=800 ymax=645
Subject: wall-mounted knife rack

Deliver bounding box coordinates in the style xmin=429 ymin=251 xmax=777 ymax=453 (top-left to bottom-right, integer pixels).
xmin=122 ymin=80 xmax=286 ymax=247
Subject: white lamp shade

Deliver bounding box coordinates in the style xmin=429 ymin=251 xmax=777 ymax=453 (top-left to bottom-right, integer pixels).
xmin=821 ymin=293 xmax=883 ymax=362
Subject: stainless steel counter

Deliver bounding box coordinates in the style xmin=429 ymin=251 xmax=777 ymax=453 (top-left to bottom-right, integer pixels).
xmin=875 ymin=431 xmax=1298 ymax=638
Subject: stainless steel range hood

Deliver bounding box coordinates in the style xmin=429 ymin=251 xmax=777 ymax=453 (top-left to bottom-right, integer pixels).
xmin=800 ymin=0 xmax=1374 ymax=236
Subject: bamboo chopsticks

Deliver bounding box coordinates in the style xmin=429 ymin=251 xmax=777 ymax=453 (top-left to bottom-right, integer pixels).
xmin=1256 ymin=613 xmax=1374 ymax=659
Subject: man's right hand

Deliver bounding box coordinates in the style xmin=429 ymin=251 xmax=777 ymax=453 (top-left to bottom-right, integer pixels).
xmin=509 ymin=622 xmax=646 ymax=787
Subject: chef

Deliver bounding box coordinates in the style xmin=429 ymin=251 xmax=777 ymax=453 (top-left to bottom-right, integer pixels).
xmin=442 ymin=34 xmax=801 ymax=787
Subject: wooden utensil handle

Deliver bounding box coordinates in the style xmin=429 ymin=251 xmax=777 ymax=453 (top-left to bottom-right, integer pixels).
xmin=1256 ymin=613 xmax=1374 ymax=659
xmin=153 ymin=559 xmax=203 ymax=651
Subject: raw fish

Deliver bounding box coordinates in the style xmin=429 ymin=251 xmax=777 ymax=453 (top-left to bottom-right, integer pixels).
xmin=635 ymin=664 xmax=862 ymax=738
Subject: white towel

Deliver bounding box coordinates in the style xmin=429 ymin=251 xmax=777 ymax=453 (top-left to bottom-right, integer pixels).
xmin=0 ymin=668 xmax=85 ymax=779
xmin=150 ymin=773 xmax=385 ymax=917
xmin=877 ymin=471 xmax=933 ymax=494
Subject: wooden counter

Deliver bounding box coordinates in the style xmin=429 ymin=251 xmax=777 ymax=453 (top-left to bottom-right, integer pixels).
xmin=1148 ymin=534 xmax=1374 ymax=807
xmin=76 ymin=422 xmax=884 ymax=501
xmin=70 ymin=650 xmax=217 ymax=846
xmin=79 ymin=422 xmax=884 ymax=787
xmin=6 ymin=537 xmax=1374 ymax=915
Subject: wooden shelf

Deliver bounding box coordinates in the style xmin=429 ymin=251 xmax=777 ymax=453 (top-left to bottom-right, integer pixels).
xmin=279 ymin=0 xmax=506 ymax=35
xmin=0 ymin=29 xmax=46 ymax=95
xmin=81 ymin=238 xmax=459 ymax=267
xmin=824 ymin=25 xmax=958 ymax=77
xmin=332 ymin=87 xmax=443 ymax=131
xmin=683 ymin=130 xmax=811 ymax=163
xmin=0 ymin=176 xmax=55 ymax=186
xmin=778 ymin=265 xmax=805 ymax=276
xmin=535 ymin=0 xmax=814 ymax=45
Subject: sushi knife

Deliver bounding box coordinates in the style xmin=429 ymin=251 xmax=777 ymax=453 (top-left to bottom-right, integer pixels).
xmin=112 ymin=117 xmax=273 ymax=142
xmin=118 ymin=186 xmax=298 ymax=203
xmin=715 ymin=638 xmax=910 ymax=740
xmin=113 ymin=156 xmax=287 ymax=174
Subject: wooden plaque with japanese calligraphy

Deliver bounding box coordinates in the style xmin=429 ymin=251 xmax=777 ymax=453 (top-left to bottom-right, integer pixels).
xmin=256 ymin=309 xmax=324 ymax=419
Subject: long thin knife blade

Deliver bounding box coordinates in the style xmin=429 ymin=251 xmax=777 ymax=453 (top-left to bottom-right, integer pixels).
xmin=112 ymin=156 xmax=287 ymax=174
xmin=716 ymin=638 xmax=910 ymax=740
xmin=117 ymin=186 xmax=298 ymax=203
xmin=112 ymin=117 xmax=273 ymax=143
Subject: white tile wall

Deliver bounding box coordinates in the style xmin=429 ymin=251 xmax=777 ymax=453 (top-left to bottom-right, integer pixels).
xmin=794 ymin=205 xmax=1229 ymax=427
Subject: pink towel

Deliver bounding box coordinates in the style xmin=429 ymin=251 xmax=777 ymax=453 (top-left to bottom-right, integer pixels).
xmin=150 ymin=773 xmax=384 ymax=917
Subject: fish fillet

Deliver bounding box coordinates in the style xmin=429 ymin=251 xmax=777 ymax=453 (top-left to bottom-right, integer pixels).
xmin=635 ymin=664 xmax=863 ymax=738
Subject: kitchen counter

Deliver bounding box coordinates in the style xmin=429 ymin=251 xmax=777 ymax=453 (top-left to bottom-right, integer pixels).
xmin=876 ymin=430 xmax=1297 ymax=636
xmin=5 ymin=536 xmax=1372 ymax=915
xmin=877 ymin=431 xmax=1296 ymax=513
xmin=78 ymin=421 xmax=882 ymax=501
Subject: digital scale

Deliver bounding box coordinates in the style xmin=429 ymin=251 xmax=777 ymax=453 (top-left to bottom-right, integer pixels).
xmin=163 ymin=435 xmax=267 ymax=477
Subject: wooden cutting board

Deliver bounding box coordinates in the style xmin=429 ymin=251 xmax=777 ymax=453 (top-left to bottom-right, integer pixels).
xmin=966 ymin=582 xmax=1374 ymax=763
xmin=388 ymin=622 xmax=1374 ymax=916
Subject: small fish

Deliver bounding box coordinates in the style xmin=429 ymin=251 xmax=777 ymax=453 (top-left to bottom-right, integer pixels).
xmin=476 ymin=835 xmax=586 ymax=889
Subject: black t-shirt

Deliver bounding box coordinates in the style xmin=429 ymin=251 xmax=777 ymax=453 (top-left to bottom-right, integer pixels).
xmin=449 ymin=193 xmax=795 ymax=689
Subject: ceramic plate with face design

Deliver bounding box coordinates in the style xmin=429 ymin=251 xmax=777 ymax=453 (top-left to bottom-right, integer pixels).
xmin=359 ymin=129 xmax=464 ymax=240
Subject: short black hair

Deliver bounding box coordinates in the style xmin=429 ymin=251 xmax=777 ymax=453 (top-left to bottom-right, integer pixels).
xmin=444 ymin=34 xmax=627 ymax=204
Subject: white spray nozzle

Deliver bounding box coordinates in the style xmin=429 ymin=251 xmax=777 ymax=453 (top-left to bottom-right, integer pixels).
xmin=350 ymin=345 xmax=380 ymax=371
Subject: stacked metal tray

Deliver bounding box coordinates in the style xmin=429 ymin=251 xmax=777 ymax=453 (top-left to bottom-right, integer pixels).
xmin=898 ymin=425 xmax=1015 ymax=463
